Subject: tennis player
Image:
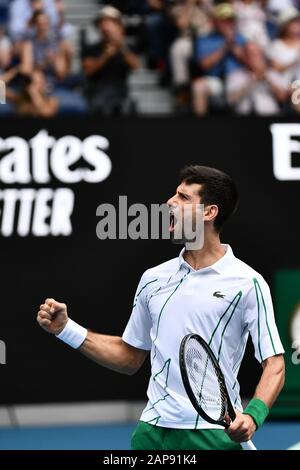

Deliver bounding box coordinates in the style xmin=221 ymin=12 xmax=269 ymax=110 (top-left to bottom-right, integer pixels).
xmin=37 ymin=165 xmax=285 ymax=450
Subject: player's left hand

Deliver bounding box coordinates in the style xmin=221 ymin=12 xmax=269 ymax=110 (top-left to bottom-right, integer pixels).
xmin=225 ymin=410 xmax=256 ymax=442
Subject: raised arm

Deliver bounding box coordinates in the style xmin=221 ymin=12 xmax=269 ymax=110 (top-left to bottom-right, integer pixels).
xmin=37 ymin=298 xmax=148 ymax=375
xmin=20 ymin=40 xmax=34 ymax=75
xmin=82 ymin=45 xmax=117 ymax=77
xmin=199 ymin=42 xmax=228 ymax=71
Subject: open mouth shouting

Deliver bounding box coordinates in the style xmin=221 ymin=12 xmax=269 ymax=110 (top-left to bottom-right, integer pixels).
xmin=169 ymin=208 xmax=179 ymax=233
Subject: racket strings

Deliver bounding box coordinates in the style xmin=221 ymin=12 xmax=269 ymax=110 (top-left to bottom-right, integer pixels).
xmin=185 ymin=338 xmax=228 ymax=421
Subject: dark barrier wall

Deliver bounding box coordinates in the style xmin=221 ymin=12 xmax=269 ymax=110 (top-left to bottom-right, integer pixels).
xmin=0 ymin=117 xmax=299 ymax=415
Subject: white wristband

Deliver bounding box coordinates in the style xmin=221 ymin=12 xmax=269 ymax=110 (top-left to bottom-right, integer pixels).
xmin=56 ymin=318 xmax=88 ymax=349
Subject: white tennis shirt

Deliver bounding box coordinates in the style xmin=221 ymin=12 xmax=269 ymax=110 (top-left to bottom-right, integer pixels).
xmin=122 ymin=245 xmax=284 ymax=429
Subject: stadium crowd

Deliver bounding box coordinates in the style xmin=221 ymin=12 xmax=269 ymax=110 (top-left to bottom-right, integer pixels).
xmin=0 ymin=0 xmax=300 ymax=116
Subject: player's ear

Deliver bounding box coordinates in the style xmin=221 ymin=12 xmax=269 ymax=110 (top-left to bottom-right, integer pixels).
xmin=203 ymin=204 xmax=218 ymax=223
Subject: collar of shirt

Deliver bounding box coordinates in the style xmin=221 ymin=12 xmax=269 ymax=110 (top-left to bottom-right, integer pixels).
xmin=178 ymin=244 xmax=234 ymax=275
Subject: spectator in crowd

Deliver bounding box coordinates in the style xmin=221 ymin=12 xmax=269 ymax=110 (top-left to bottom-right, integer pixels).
xmin=9 ymin=0 xmax=58 ymax=41
xmin=53 ymin=0 xmax=74 ymax=41
xmin=266 ymin=0 xmax=297 ymax=19
xmin=1 ymin=0 xmax=300 ymax=117
xmin=267 ymin=7 xmax=300 ymax=112
xmin=82 ymin=6 xmax=140 ymax=115
xmin=20 ymin=9 xmax=87 ymax=114
xmin=20 ymin=10 xmax=72 ymax=81
xmin=169 ymin=0 xmax=213 ymax=108
xmin=0 ymin=66 xmax=58 ymax=117
xmin=192 ymin=3 xmax=248 ymax=115
xmin=142 ymin=0 xmax=176 ymax=73
xmin=226 ymin=41 xmax=288 ymax=113
xmin=0 ymin=65 xmax=19 ymax=114
xmin=268 ymin=8 xmax=300 ymax=83
xmin=234 ymin=0 xmax=270 ymax=49
xmin=13 ymin=69 xmax=59 ymax=116
xmin=0 ymin=24 xmax=12 ymax=71
xmin=0 ymin=1 xmax=12 ymax=72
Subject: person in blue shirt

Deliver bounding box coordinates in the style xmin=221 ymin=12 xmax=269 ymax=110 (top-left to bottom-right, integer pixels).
xmin=192 ymin=2 xmax=248 ymax=115
xmin=8 ymin=0 xmax=58 ymax=41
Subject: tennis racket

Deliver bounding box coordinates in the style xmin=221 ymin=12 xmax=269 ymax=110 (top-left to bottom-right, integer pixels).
xmin=179 ymin=333 xmax=256 ymax=450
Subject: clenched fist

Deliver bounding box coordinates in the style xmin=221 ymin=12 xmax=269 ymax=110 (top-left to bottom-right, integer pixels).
xmin=37 ymin=298 xmax=68 ymax=335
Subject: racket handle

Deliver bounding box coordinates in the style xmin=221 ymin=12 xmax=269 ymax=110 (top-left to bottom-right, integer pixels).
xmin=241 ymin=440 xmax=257 ymax=450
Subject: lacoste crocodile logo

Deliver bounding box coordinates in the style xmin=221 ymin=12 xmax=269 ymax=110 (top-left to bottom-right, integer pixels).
xmin=213 ymin=291 xmax=225 ymax=299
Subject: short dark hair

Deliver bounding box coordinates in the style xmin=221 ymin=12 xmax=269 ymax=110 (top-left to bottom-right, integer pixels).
xmin=30 ymin=9 xmax=46 ymax=26
xmin=179 ymin=165 xmax=238 ymax=231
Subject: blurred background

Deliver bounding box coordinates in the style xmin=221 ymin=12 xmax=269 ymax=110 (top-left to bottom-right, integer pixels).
xmin=0 ymin=0 xmax=300 ymax=451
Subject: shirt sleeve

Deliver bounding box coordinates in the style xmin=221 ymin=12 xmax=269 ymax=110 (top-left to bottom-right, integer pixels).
xmin=8 ymin=0 xmax=28 ymax=40
xmin=122 ymin=271 xmax=153 ymax=351
xmin=196 ymin=36 xmax=220 ymax=60
xmin=243 ymin=276 xmax=284 ymax=363
xmin=265 ymin=41 xmax=281 ymax=63
xmin=235 ymin=33 xmax=248 ymax=47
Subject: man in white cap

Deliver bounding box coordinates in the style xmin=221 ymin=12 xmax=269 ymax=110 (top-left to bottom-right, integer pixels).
xmin=82 ymin=5 xmax=140 ymax=115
